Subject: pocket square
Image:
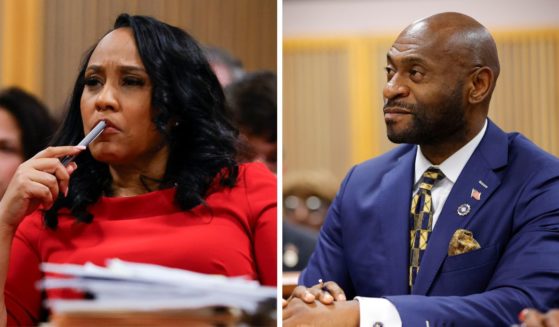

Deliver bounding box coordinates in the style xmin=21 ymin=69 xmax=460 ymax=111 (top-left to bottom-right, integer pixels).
xmin=448 ymin=229 xmax=481 ymax=256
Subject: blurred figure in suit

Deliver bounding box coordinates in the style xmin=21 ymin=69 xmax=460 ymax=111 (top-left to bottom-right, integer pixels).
xmin=0 ymin=87 xmax=56 ymax=199
xmin=283 ymin=221 xmax=317 ymax=272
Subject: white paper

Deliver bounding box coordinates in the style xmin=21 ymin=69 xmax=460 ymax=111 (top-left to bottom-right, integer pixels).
xmin=40 ymin=259 xmax=276 ymax=314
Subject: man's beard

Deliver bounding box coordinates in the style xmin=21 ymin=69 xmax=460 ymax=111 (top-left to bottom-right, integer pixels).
xmin=385 ymin=83 xmax=466 ymax=145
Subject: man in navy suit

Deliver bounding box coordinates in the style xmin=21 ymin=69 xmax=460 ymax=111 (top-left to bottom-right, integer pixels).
xmin=283 ymin=12 xmax=559 ymax=327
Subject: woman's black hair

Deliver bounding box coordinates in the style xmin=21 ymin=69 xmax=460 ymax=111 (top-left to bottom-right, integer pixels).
xmin=0 ymin=87 xmax=56 ymax=159
xmin=44 ymin=13 xmax=238 ymax=228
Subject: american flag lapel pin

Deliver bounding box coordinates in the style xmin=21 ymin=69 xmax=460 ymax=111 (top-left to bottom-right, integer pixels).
xmin=471 ymin=188 xmax=481 ymax=201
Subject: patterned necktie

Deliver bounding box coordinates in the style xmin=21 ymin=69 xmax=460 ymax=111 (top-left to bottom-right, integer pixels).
xmin=409 ymin=167 xmax=445 ymax=288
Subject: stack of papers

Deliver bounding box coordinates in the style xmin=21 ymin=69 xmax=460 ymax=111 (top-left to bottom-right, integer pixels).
xmin=39 ymin=259 xmax=276 ymax=326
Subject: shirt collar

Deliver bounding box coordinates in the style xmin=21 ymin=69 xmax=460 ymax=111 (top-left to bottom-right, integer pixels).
xmin=414 ymin=119 xmax=488 ymax=185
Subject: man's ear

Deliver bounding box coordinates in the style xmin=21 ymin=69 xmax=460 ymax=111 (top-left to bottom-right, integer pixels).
xmin=468 ymin=67 xmax=494 ymax=104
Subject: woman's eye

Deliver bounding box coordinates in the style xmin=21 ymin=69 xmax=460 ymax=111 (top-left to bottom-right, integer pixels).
xmin=123 ymin=77 xmax=145 ymax=86
xmin=84 ymin=77 xmax=101 ymax=87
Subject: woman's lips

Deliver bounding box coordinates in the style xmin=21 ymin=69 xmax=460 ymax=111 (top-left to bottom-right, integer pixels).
xmin=94 ymin=119 xmax=120 ymax=135
xmin=101 ymin=126 xmax=119 ymax=135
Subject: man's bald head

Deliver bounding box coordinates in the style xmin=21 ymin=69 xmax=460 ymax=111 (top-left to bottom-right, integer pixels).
xmin=400 ymin=12 xmax=500 ymax=83
xmin=383 ymin=13 xmax=500 ymax=160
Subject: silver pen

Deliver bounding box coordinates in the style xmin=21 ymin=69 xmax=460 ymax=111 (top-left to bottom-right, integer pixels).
xmin=60 ymin=120 xmax=106 ymax=166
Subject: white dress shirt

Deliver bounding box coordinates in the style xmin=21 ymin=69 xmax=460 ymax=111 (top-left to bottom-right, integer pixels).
xmin=355 ymin=120 xmax=488 ymax=327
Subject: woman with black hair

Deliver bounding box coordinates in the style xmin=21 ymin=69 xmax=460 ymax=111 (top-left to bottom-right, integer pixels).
xmin=0 ymin=14 xmax=276 ymax=325
xmin=0 ymin=87 xmax=57 ymax=199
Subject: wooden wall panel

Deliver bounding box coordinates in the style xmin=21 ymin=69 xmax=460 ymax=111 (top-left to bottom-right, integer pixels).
xmin=490 ymin=31 xmax=559 ymax=155
xmin=284 ymin=44 xmax=351 ymax=182
xmin=0 ymin=0 xmax=3 ymax=80
xmin=284 ymin=30 xmax=559 ymax=181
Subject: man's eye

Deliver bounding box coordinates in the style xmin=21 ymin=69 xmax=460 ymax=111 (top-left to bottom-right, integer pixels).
xmin=385 ymin=67 xmax=395 ymax=80
xmin=410 ymin=69 xmax=424 ymax=81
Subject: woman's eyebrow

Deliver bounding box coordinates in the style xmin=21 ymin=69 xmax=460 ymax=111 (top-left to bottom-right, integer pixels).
xmin=119 ymin=65 xmax=147 ymax=73
xmin=84 ymin=65 xmax=147 ymax=73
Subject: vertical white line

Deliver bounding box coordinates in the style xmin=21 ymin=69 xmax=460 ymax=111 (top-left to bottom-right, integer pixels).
xmin=277 ymin=0 xmax=284 ymax=317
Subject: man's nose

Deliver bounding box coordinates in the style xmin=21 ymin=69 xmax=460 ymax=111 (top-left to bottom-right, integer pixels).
xmin=383 ymin=74 xmax=410 ymax=100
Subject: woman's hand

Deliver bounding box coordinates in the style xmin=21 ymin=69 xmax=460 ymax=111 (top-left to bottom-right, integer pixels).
xmin=0 ymin=146 xmax=84 ymax=231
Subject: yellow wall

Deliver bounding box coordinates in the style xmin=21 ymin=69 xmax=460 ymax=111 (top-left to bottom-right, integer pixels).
xmin=284 ymin=30 xmax=559 ymax=181
xmin=0 ymin=0 xmax=44 ymax=95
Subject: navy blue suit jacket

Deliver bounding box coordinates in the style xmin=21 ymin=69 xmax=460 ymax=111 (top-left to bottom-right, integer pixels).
xmin=300 ymin=120 xmax=559 ymax=326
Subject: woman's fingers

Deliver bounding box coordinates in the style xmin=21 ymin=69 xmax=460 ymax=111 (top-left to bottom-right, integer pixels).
xmin=25 ymin=180 xmax=55 ymax=210
xmin=33 ymin=145 xmax=85 ymax=160
xmin=0 ymin=146 xmax=84 ymax=229
xmin=26 ymin=170 xmax=61 ymax=207
xmin=63 ymin=162 xmax=78 ymax=196
xmin=27 ymin=147 xmax=85 ymax=198
xmin=29 ymin=149 xmax=82 ymax=197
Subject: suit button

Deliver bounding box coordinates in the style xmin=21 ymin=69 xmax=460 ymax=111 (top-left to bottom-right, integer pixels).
xmin=373 ymin=323 xmax=383 ymax=327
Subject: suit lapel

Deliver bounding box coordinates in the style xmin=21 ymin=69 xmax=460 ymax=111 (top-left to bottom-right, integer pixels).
xmin=412 ymin=120 xmax=508 ymax=295
xmin=377 ymin=147 xmax=416 ymax=294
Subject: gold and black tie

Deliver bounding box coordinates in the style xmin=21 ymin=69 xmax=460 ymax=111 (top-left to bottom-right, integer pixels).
xmin=409 ymin=167 xmax=445 ymax=289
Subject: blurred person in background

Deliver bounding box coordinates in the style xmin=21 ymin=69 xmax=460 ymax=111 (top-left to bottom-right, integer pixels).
xmin=283 ymin=170 xmax=337 ymax=232
xmin=0 ymin=14 xmax=276 ymax=326
xmin=204 ymin=46 xmax=245 ymax=87
xmin=282 ymin=170 xmax=336 ymax=272
xmin=0 ymin=87 xmax=56 ymax=199
xmin=283 ymin=220 xmax=317 ymax=272
xmin=225 ymin=71 xmax=277 ymax=173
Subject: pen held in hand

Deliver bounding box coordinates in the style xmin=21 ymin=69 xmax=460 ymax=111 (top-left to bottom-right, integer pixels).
xmin=318 ymin=278 xmax=328 ymax=292
xmin=60 ymin=120 xmax=106 ymax=166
